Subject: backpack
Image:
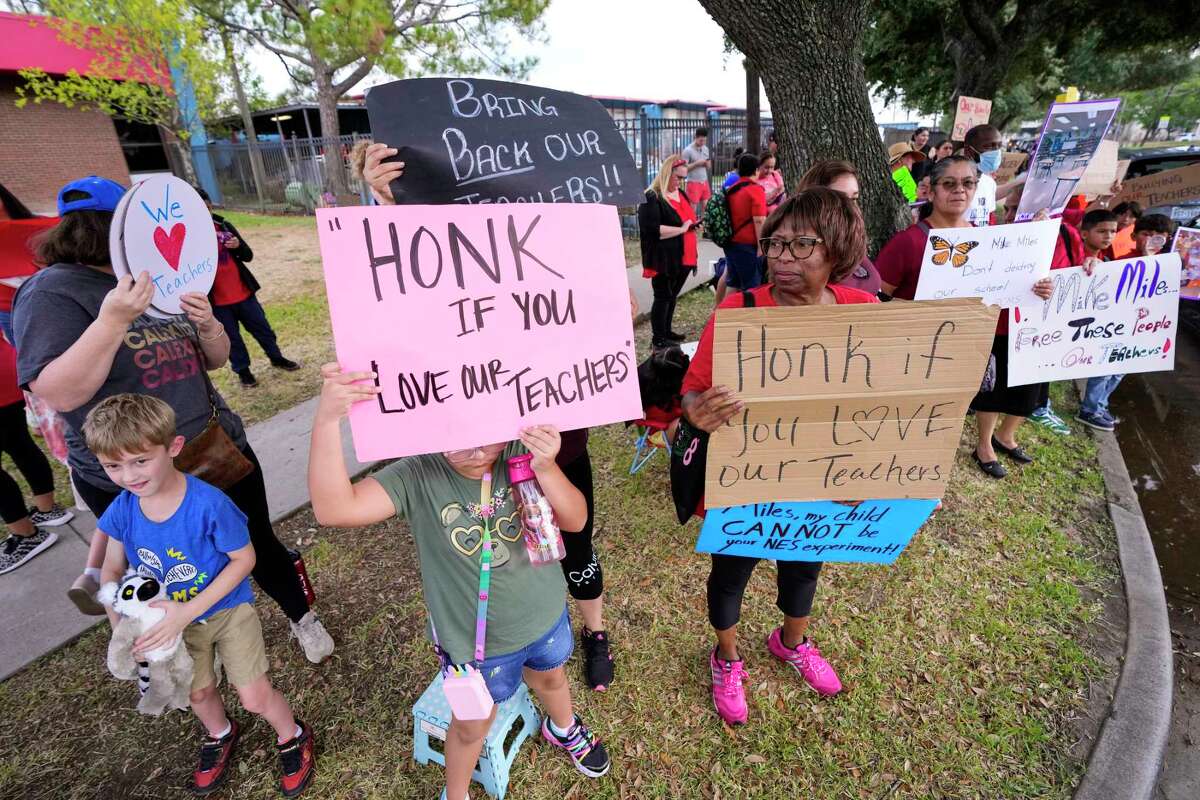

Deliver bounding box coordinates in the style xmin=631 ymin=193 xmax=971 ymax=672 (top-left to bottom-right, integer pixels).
xmin=703 ymin=182 xmax=751 ymax=248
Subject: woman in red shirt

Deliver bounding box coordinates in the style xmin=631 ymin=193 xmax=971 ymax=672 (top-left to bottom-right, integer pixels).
xmin=681 ymin=188 xmax=876 ymax=727
xmin=638 ymin=155 xmax=698 ymax=348
xmin=877 ymin=156 xmax=1055 ymax=479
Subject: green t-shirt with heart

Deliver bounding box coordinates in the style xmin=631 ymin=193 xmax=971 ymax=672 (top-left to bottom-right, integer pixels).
xmin=372 ymin=442 xmax=567 ymax=665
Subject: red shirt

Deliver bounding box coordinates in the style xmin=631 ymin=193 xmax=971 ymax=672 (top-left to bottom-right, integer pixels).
xmin=210 ymin=228 xmax=252 ymax=307
xmin=0 ymin=218 xmax=57 ymax=312
xmin=682 ymin=283 xmax=880 ymax=397
xmin=728 ymin=178 xmax=767 ymax=246
xmin=0 ymin=337 xmax=23 ymax=407
xmin=874 ymin=223 xmax=929 ymax=301
xmin=668 ymin=192 xmax=698 ymax=267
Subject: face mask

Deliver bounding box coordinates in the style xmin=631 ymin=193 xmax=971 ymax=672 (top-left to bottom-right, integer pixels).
xmin=978 ymin=149 xmax=1003 ymax=175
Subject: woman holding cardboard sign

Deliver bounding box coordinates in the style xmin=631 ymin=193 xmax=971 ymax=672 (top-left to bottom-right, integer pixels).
xmin=876 ymin=156 xmax=1057 ymax=479
xmin=12 ymin=177 xmax=334 ymax=664
xmin=679 ymin=188 xmax=878 ymax=726
xmin=362 ymin=143 xmax=619 ymax=692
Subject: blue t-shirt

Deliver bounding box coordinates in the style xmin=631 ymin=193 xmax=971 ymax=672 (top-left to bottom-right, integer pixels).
xmin=99 ymin=475 xmax=254 ymax=620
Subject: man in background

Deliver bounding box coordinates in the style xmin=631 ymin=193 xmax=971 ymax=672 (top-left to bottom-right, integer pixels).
xmin=682 ymin=127 xmax=713 ymax=217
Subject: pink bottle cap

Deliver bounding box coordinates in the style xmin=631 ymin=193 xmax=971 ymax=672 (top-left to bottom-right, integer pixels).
xmin=507 ymin=453 xmax=536 ymax=483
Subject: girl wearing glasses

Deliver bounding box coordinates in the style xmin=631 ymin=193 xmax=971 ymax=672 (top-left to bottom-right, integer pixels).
xmin=678 ymin=188 xmax=877 ymax=726
xmin=877 ymin=156 xmax=1055 ymax=479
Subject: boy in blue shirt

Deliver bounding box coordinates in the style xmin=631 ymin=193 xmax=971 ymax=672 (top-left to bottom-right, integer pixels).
xmin=90 ymin=394 xmax=315 ymax=797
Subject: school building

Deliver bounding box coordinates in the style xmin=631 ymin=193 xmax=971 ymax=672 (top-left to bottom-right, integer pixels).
xmin=0 ymin=12 xmax=171 ymax=213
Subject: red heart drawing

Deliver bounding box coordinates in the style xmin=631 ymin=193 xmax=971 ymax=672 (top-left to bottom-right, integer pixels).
xmin=152 ymin=223 xmax=186 ymax=270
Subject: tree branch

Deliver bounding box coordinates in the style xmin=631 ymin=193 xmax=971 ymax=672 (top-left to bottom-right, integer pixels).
xmin=957 ymin=0 xmax=1005 ymax=53
xmin=331 ymin=58 xmax=375 ymax=95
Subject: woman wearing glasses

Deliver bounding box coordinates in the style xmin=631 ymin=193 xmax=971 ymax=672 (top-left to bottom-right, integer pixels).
xmin=876 ymin=156 xmax=1054 ymax=479
xmin=678 ymin=188 xmax=876 ymax=726
xmin=638 ymin=154 xmax=700 ymax=349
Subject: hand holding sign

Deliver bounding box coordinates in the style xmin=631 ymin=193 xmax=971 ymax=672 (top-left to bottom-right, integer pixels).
xmin=98 ymin=271 xmax=154 ymax=329
xmin=316 ymin=362 xmax=382 ymax=424
xmin=362 ymin=143 xmax=405 ymax=204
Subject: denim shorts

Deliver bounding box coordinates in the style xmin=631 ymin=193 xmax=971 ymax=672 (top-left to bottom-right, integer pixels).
xmin=478 ymin=606 xmax=573 ymax=702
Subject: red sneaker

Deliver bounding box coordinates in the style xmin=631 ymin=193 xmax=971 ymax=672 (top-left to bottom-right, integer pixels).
xmin=192 ymin=719 xmax=241 ymax=795
xmin=277 ymin=721 xmax=315 ymax=797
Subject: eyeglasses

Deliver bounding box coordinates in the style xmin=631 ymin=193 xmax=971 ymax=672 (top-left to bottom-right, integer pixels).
xmin=759 ymin=236 xmax=824 ymax=260
xmin=444 ymin=444 xmax=504 ymax=462
xmin=934 ymin=179 xmax=978 ymax=192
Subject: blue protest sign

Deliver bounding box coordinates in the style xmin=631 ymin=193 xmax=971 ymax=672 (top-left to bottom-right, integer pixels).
xmin=696 ymin=500 xmax=939 ymax=564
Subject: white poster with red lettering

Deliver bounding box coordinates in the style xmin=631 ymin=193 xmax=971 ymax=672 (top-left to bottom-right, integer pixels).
xmin=1007 ymin=254 xmax=1180 ymax=386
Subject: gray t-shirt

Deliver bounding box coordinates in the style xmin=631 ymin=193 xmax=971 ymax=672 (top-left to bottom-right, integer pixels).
xmin=14 ymin=263 xmax=247 ymax=493
xmin=682 ymin=142 xmax=710 ymax=183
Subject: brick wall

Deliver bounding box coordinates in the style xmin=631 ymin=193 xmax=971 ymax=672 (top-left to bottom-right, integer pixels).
xmin=0 ymin=74 xmax=130 ymax=214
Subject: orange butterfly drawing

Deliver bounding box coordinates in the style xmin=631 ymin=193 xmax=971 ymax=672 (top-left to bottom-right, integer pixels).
xmin=929 ymin=235 xmax=980 ymax=268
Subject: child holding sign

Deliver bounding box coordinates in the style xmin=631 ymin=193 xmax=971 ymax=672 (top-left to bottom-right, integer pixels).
xmin=308 ymin=364 xmax=611 ymax=798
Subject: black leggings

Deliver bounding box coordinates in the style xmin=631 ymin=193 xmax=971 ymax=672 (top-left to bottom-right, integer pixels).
xmin=73 ymin=443 xmax=311 ymax=623
xmin=707 ymin=554 xmax=822 ymax=631
xmin=0 ymin=400 xmax=55 ymax=524
xmin=558 ymin=449 xmax=603 ymax=601
xmin=650 ymin=266 xmax=690 ymax=341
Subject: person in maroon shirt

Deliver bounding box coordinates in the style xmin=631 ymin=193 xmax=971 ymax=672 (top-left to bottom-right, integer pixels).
xmin=197 ymin=189 xmax=300 ymax=388
xmin=877 ymin=156 xmax=1055 ymax=479
xmin=796 ymin=159 xmax=882 ymax=295
xmin=681 ymin=188 xmax=876 ymax=726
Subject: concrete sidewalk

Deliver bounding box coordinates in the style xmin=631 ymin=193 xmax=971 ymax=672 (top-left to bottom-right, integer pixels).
xmin=0 ymin=248 xmax=717 ymax=682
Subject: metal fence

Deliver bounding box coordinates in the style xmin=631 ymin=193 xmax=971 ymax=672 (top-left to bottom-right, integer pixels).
xmin=195 ymin=134 xmax=372 ymax=212
xmin=194 ymin=116 xmax=775 ymax=212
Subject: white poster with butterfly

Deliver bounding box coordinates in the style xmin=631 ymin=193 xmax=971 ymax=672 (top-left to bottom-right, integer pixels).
xmin=913 ymin=220 xmax=1058 ymax=310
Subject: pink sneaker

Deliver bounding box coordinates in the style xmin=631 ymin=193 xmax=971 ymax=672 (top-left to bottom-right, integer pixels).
xmin=709 ymin=648 xmax=749 ymax=725
xmin=766 ymin=628 xmax=842 ymax=696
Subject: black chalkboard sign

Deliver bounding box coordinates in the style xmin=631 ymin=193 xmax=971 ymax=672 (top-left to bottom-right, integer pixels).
xmin=365 ymin=77 xmax=644 ymax=206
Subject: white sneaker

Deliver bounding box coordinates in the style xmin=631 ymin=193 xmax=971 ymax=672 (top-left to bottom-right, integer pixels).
xmin=290 ymin=611 xmax=334 ymax=663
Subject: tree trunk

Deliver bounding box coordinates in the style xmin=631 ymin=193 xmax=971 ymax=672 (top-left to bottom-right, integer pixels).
xmin=222 ymin=30 xmax=267 ymax=210
xmin=745 ymin=57 xmax=760 ymax=154
xmin=312 ymin=53 xmax=348 ymax=195
xmin=700 ymin=0 xmax=909 ymax=253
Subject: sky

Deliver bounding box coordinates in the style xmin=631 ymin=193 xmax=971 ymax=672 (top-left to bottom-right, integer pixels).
xmin=248 ymin=0 xmax=930 ymax=124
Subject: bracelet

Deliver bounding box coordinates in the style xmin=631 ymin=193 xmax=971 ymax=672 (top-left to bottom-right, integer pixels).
xmin=199 ymin=327 xmax=226 ymax=342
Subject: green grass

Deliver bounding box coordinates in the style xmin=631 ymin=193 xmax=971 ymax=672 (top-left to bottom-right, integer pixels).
xmin=0 ymin=289 xmax=1117 ymax=799
xmin=218 ymin=210 xmax=316 ymax=230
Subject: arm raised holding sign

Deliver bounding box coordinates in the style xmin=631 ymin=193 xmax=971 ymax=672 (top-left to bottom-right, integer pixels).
xmin=361 ymin=143 xmax=406 ymax=205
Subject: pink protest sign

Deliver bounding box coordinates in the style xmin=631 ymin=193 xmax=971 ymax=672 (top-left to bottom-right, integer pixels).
xmin=110 ymin=175 xmax=217 ymax=317
xmin=316 ymin=203 xmax=642 ymax=460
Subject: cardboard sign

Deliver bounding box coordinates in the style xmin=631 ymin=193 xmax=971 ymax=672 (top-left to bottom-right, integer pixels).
xmin=1074 ymin=139 xmax=1121 ymax=198
xmin=696 ymin=499 xmax=939 ymax=564
xmin=110 ymin=175 xmax=217 ymax=316
xmin=994 ymin=152 xmax=1028 ymax=185
xmin=704 ymin=299 xmax=998 ymax=507
xmin=1173 ymin=227 xmax=1200 ymax=300
xmin=1007 ymin=254 xmax=1180 ymax=386
xmin=366 ymin=78 xmax=643 ymax=206
xmin=1113 ymin=162 xmax=1200 ymax=212
xmin=1016 ymin=98 xmax=1121 ymax=221
xmin=951 ymin=96 xmax=993 ymax=141
xmin=913 ymin=220 xmax=1058 ymax=309
xmin=0 ymin=218 xmax=57 ymax=279
xmin=315 ymin=202 xmax=641 ymax=461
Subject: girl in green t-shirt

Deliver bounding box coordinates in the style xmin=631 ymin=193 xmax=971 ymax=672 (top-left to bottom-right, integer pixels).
xmin=308 ymin=362 xmax=611 ymax=798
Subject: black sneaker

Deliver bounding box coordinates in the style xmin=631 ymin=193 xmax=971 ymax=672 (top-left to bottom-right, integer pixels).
xmin=29 ymin=504 xmax=73 ymax=527
xmin=665 ymin=331 xmax=686 ymax=342
xmin=270 ymin=358 xmax=301 ymax=371
xmin=0 ymin=529 xmax=58 ymax=575
xmin=237 ymin=369 xmax=258 ymax=387
xmin=581 ymin=627 xmax=614 ymax=691
xmin=541 ymin=715 xmax=610 ymax=778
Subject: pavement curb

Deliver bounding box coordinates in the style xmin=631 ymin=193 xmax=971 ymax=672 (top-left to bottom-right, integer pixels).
xmin=1073 ymin=388 xmax=1173 ymax=800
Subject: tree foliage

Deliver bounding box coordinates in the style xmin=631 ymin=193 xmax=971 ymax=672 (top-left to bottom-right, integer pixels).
xmin=865 ymin=0 xmax=1200 ymax=130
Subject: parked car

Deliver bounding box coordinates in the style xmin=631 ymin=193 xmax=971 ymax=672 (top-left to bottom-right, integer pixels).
xmin=1120 ymin=146 xmax=1200 ymax=226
